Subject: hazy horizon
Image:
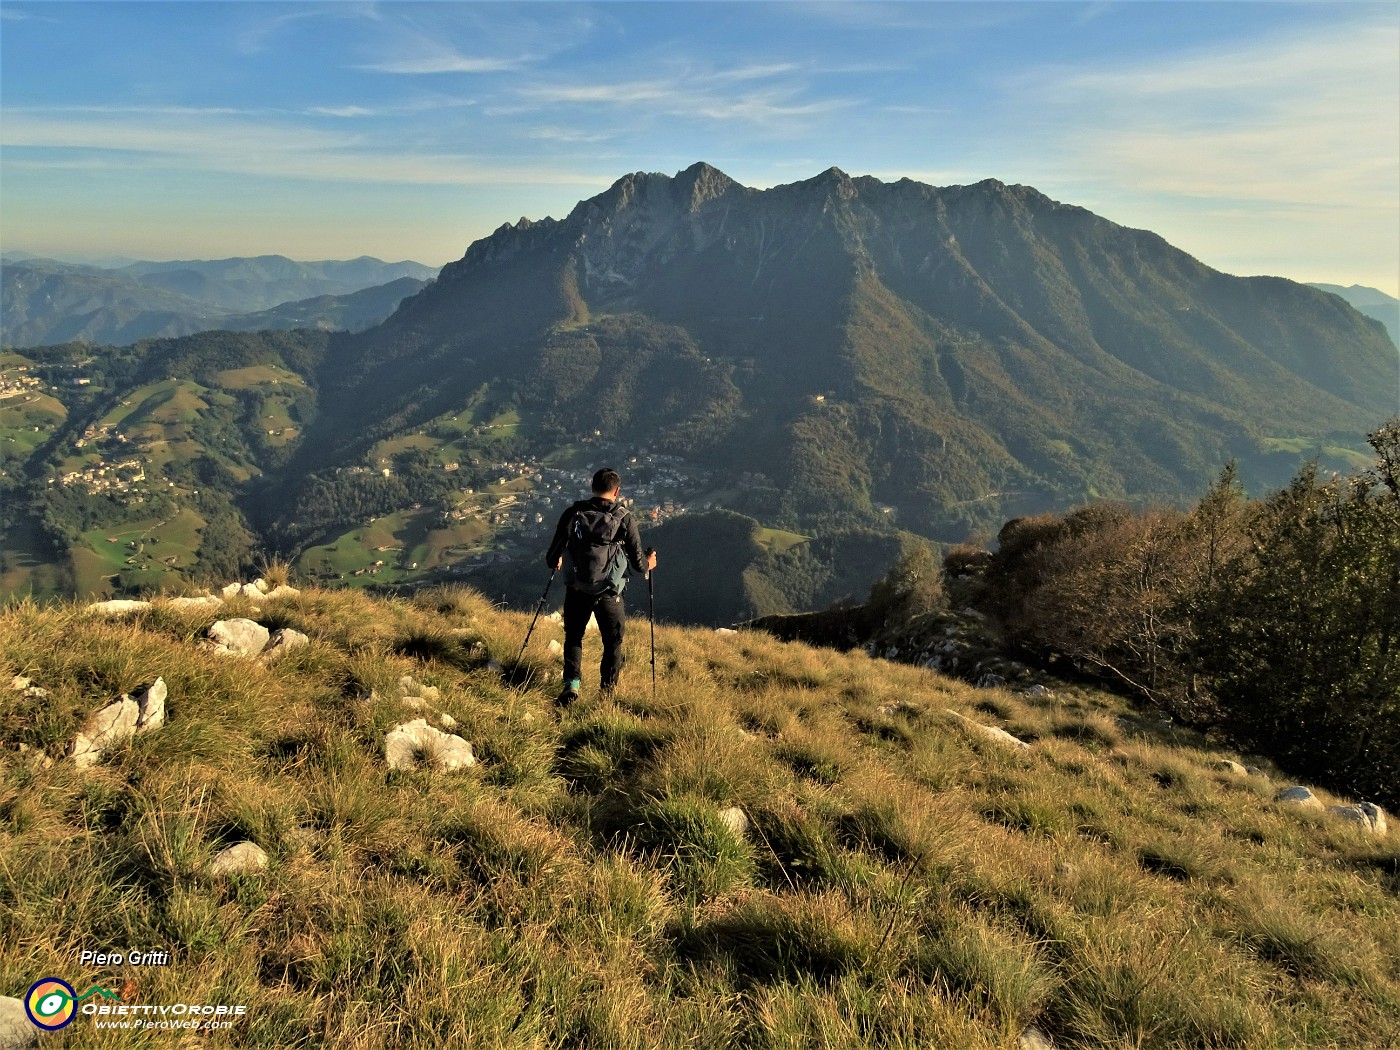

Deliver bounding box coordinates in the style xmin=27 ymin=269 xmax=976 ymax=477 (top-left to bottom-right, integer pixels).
xmin=3 ymin=2 xmax=1397 ymax=295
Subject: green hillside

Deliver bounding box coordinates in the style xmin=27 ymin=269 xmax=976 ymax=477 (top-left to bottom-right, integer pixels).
xmin=2 ymin=584 xmax=1396 ymax=1047
xmin=2 ymin=167 xmax=1395 ymax=615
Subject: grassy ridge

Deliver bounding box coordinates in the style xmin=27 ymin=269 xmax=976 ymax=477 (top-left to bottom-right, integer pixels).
xmin=1 ymin=585 xmax=1397 ymax=1048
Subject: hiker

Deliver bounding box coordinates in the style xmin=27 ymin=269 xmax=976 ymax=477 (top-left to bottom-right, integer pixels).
xmin=545 ymin=467 xmax=657 ymax=704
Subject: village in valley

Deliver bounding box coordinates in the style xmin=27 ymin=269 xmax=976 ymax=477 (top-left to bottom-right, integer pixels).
xmin=300 ymin=446 xmax=723 ymax=586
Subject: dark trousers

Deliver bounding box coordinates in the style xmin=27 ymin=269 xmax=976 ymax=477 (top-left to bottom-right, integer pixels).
xmin=563 ymin=587 xmax=627 ymax=691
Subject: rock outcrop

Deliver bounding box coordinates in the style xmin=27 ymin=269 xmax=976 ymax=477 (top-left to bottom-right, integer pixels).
xmin=67 ymin=678 xmax=166 ymax=767
xmin=384 ymin=719 xmax=476 ymax=773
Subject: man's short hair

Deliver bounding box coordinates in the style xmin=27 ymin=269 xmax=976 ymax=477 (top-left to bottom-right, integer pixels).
xmin=592 ymin=468 xmax=621 ymax=494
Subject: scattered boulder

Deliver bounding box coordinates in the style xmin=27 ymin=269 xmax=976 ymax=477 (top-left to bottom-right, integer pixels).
xmin=207 ymin=841 xmax=269 ymax=877
xmin=221 ymin=582 xmax=242 ymax=599
xmin=718 ymin=806 xmax=748 ymax=837
xmin=166 ymin=595 xmax=223 ymax=611
xmin=384 ymin=719 xmax=476 ymax=773
xmin=263 ymin=584 xmax=301 ymax=601
xmin=1020 ymin=1027 xmax=1055 ymax=1050
xmin=67 ymin=679 xmax=165 ymax=767
xmin=399 ymin=675 xmax=441 ymax=702
xmin=1274 ymin=786 xmax=1324 ymax=811
xmin=1329 ymin=803 xmax=1388 ymax=836
xmin=547 ymin=639 xmax=564 ymax=656
xmin=945 ymin=709 xmax=1030 ymax=750
xmin=877 ymin=702 xmax=916 ymax=717
xmin=439 ymin=712 xmax=458 ymax=730
xmin=1022 ymin=684 xmax=1055 ymax=699
xmin=1213 ymin=759 xmax=1248 ymax=776
xmin=547 ymin=611 xmax=563 ymax=623
xmin=259 ymin=628 xmax=309 ymax=665
xmin=17 ymin=744 xmax=53 ymax=773
xmin=251 ymin=578 xmax=270 ymax=593
xmin=240 ymin=583 xmax=266 ymax=600
xmin=0 ymin=994 xmax=38 ymax=1048
xmin=132 ymin=677 xmax=166 ymax=734
xmin=715 ymin=627 xmax=738 ymax=635
xmin=9 ymin=675 xmax=47 ymax=700
xmin=86 ymin=599 xmax=151 ymax=616
xmin=206 ymin=618 xmax=270 ymax=657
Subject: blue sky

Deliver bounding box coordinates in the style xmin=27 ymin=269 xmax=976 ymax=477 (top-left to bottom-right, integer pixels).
xmin=2 ymin=1 xmax=1397 ymax=294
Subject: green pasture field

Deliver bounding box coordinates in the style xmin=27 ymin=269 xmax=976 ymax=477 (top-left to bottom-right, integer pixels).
xmin=753 ymin=525 xmax=810 ymax=554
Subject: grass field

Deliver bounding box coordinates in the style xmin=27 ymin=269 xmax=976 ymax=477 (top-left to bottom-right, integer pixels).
xmin=1 ymin=584 xmax=1396 ymax=1048
xmin=296 ymin=508 xmax=493 ymax=584
xmin=0 ymin=517 xmax=67 ymax=599
xmin=214 ymin=365 xmax=307 ymax=391
xmin=70 ymin=509 xmax=207 ymax=596
xmin=754 ymin=525 xmax=810 ymax=554
xmin=1262 ymin=436 xmax=1374 ymax=473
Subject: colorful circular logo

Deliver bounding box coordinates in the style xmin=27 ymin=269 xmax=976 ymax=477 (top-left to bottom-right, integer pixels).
xmin=25 ymin=978 xmax=77 ymax=1031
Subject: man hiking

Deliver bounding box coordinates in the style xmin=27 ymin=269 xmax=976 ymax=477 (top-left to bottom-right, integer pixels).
xmin=545 ymin=467 xmax=657 ymax=705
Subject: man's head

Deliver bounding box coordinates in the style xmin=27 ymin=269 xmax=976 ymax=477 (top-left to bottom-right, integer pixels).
xmin=592 ymin=468 xmax=622 ymax=497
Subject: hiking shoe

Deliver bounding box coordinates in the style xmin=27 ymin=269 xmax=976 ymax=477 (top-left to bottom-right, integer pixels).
xmin=557 ymin=685 xmax=580 ymax=707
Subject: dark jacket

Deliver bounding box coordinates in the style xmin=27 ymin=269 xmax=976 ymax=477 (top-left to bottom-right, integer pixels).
xmin=546 ymin=496 xmax=648 ymax=591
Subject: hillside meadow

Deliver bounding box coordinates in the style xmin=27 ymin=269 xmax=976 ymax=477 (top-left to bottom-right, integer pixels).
xmin=1 ymin=584 xmax=1397 ymax=1048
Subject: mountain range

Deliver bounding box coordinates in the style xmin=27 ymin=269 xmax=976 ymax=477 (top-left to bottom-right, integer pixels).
xmin=1 ymin=254 xmax=437 ymax=347
xmin=2 ymin=164 xmax=1395 ymax=619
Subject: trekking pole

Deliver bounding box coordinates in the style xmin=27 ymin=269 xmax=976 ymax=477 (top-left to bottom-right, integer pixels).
xmin=646 ymin=548 xmax=656 ymax=701
xmin=516 ymin=566 xmax=558 ymax=665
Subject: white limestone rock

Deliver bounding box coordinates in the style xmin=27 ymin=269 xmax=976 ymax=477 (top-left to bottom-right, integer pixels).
xmin=715 ymin=627 xmax=738 ymax=635
xmin=1020 ymin=1027 xmax=1055 ymax=1050
xmin=207 ymin=841 xmax=269 ymax=877
xmin=86 ymin=599 xmax=150 ymax=616
xmin=9 ymin=675 xmax=30 ymax=691
xmin=259 ymin=628 xmax=309 ymax=665
xmin=166 ymin=595 xmax=223 ymax=611
xmin=134 ymin=677 xmax=166 ymax=734
xmin=240 ymin=583 xmax=266 ymax=600
xmin=717 ymin=806 xmax=748 ymax=838
xmin=384 ymin=719 xmax=476 ymax=773
xmin=0 ymin=994 xmax=38 ymax=1048
xmin=66 ymin=677 xmax=166 ymax=768
xmin=1275 ymin=786 xmax=1324 ymax=811
xmin=547 ymin=639 xmax=563 ymax=655
xmin=398 ymin=675 xmax=441 ymax=702
xmin=207 ymin=618 xmax=270 ymax=657
xmin=222 ymin=582 xmax=242 ymax=599
xmin=17 ymin=744 xmax=54 ymax=773
xmin=1329 ymin=802 xmax=1388 ymax=836
xmin=263 ymin=584 xmax=301 ymax=601
xmin=1213 ymin=759 xmax=1248 ymax=776
xmin=945 ymin=709 xmax=1030 ymax=750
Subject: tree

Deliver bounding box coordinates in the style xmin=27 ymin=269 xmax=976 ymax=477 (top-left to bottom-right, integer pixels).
xmin=1191 ymin=421 xmax=1400 ymax=807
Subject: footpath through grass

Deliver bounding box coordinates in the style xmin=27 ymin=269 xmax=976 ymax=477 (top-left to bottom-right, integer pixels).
xmin=1 ymin=585 xmax=1397 ymax=1048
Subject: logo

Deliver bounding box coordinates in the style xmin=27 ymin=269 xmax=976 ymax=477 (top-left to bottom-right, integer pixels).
xmin=24 ymin=978 xmax=120 ymax=1031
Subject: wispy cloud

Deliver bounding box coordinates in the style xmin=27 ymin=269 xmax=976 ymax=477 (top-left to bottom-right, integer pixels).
xmin=1014 ymin=16 xmax=1399 ymax=209
xmin=0 ymin=110 xmax=610 ymax=189
xmin=526 ymin=126 xmax=617 ymax=144
xmin=360 ymin=50 xmax=532 ymax=75
xmin=510 ymin=61 xmax=855 ymax=129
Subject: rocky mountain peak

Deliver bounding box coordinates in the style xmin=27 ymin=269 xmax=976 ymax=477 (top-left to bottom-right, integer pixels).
xmin=673 ymin=161 xmax=741 ymax=211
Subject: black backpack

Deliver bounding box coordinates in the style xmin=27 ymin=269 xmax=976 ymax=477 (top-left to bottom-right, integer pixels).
xmin=566 ymin=500 xmax=631 ymax=596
